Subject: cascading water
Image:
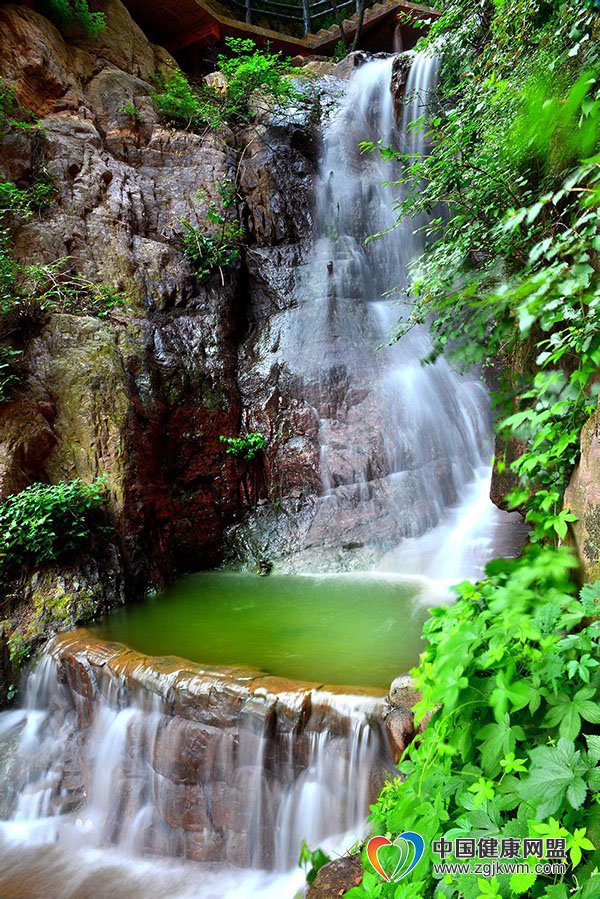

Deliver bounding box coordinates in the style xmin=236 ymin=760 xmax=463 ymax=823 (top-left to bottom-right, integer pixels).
xmin=0 ymin=53 xmax=524 ymax=898
xmin=282 ymin=52 xmax=522 ymax=578
xmin=0 ymin=632 xmax=389 ymax=896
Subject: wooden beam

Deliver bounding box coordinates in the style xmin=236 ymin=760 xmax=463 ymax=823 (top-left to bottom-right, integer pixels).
xmin=123 ymin=0 xmax=439 ymax=57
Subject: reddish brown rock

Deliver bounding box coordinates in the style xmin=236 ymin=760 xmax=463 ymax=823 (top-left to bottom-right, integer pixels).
xmin=307 ymin=856 xmax=364 ymax=898
xmin=185 ymin=829 xmax=225 ymax=863
xmin=0 ymin=399 xmax=57 ymax=499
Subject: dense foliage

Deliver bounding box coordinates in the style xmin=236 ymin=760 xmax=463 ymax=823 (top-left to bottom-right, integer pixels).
xmin=349 ymin=0 xmax=600 ymax=896
xmin=181 ymin=179 xmax=244 ymax=284
xmin=0 ymin=479 xmax=107 ymax=579
xmin=152 ymin=37 xmax=299 ymax=130
xmin=40 ymin=0 xmax=106 ymax=38
xmin=350 ymin=552 xmax=600 ymax=898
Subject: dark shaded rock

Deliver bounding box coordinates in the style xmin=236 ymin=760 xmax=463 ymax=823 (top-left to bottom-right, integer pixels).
xmin=391 ymin=51 xmax=412 ymax=117
xmin=385 ymin=707 xmax=415 ymax=763
xmin=333 ymin=51 xmax=373 ymax=79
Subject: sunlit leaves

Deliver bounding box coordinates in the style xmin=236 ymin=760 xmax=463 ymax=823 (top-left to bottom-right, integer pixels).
xmin=517 ymin=739 xmax=597 ymax=818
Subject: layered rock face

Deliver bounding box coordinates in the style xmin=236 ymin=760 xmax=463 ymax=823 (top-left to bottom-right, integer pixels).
xmin=0 ymin=631 xmax=391 ymax=869
xmin=0 ymin=0 xmax=322 ymax=616
xmin=0 ymin=2 xmax=522 ymax=648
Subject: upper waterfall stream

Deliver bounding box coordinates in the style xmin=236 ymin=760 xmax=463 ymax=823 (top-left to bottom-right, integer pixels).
xmin=248 ymin=52 xmax=523 ymax=577
xmin=0 ymin=53 xmax=524 ymax=898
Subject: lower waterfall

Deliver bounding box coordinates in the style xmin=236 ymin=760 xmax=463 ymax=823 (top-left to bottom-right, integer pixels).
xmin=0 ymin=632 xmax=389 ymax=897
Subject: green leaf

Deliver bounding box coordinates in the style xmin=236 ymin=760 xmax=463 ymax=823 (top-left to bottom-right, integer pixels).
xmin=477 ymin=718 xmax=524 ymax=775
xmin=518 ymin=739 xmax=584 ymax=818
xmin=566 ymin=777 xmax=587 ymax=809
xmin=510 ymin=871 xmax=537 ymax=894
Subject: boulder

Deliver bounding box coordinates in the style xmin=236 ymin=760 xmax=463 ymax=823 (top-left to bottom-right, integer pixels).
xmin=307 ymin=856 xmax=364 ymax=898
xmin=385 ymin=707 xmax=415 ymax=762
xmin=388 ymin=673 xmax=420 ymax=710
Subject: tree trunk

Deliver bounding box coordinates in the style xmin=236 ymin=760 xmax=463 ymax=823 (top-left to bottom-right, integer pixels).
xmin=330 ymin=0 xmax=350 ymax=49
xmin=351 ymin=0 xmax=366 ymax=50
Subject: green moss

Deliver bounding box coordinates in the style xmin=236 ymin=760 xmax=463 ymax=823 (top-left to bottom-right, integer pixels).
xmin=28 ymin=585 xmax=98 ymax=637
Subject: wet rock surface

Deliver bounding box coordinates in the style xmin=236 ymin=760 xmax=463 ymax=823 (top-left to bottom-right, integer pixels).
xmin=0 ymin=631 xmax=396 ymax=869
xmin=0 ymin=2 xmax=245 ymax=606
xmin=0 ymin=0 xmax=326 ymax=616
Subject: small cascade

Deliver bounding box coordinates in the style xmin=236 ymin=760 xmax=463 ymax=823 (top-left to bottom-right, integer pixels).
xmin=0 ymin=633 xmax=391 ymax=895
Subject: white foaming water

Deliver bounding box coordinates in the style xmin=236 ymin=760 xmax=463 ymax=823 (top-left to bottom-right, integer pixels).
xmin=0 ymin=640 xmax=388 ymax=897
xmin=285 ymin=52 xmax=522 ymax=577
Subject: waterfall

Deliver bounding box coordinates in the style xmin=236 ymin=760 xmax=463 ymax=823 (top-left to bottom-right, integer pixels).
xmin=282 ymin=52 xmax=522 ymax=578
xmin=0 ymin=632 xmax=390 ymax=896
xmin=0 ymin=53 xmax=524 ymax=897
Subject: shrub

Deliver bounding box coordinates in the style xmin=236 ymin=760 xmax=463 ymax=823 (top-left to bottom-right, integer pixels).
xmin=151 ymin=38 xmax=299 ymax=131
xmin=151 ymin=67 xmax=209 ymax=129
xmin=0 ymin=346 xmax=21 ymax=403
xmin=351 ymin=549 xmax=600 ymax=899
xmin=217 ymin=37 xmax=299 ymax=121
xmin=0 ymin=79 xmax=36 ymax=140
xmin=41 ymin=0 xmax=106 ymax=38
xmin=219 ymin=432 xmax=267 ymax=461
xmin=0 ymin=174 xmax=59 ymax=322
xmin=17 ymin=262 xmax=128 ymax=318
xmin=115 ymin=100 xmax=144 ymax=123
xmin=181 ymin=179 xmax=244 ymax=284
xmin=0 ymin=478 xmax=108 ymax=578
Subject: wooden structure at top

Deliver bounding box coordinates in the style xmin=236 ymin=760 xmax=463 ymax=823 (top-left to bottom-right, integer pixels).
xmin=122 ymin=0 xmax=438 ymax=61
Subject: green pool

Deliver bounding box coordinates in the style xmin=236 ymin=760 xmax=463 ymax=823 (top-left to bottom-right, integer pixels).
xmin=91 ymin=571 xmax=433 ymax=689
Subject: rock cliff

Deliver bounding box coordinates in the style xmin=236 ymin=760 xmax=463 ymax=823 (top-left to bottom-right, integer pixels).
xmin=1 ymin=5 xmax=324 ymax=532
xmin=565 ymin=410 xmax=600 ymax=583
xmin=0 ymin=0 xmax=324 ymax=686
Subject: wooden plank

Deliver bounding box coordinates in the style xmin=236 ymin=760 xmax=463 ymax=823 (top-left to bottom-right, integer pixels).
xmin=122 ymin=0 xmax=439 ymax=56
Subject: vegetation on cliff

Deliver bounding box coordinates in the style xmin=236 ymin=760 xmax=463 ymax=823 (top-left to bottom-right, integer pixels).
xmin=350 ymin=0 xmax=600 ymax=896
xmin=0 ymin=478 xmax=108 ymax=580
xmin=151 ymin=37 xmax=299 ymax=131
xmin=181 ymin=179 xmax=244 ymax=284
xmin=40 ymin=0 xmax=106 ymax=37
xmin=0 ymin=112 xmax=127 ymax=403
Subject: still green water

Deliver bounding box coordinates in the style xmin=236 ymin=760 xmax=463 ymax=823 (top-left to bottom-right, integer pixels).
xmin=91 ymin=571 xmax=432 ymax=689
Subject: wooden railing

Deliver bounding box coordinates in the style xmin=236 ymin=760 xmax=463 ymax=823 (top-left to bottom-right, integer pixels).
xmin=224 ymin=0 xmax=367 ymax=35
